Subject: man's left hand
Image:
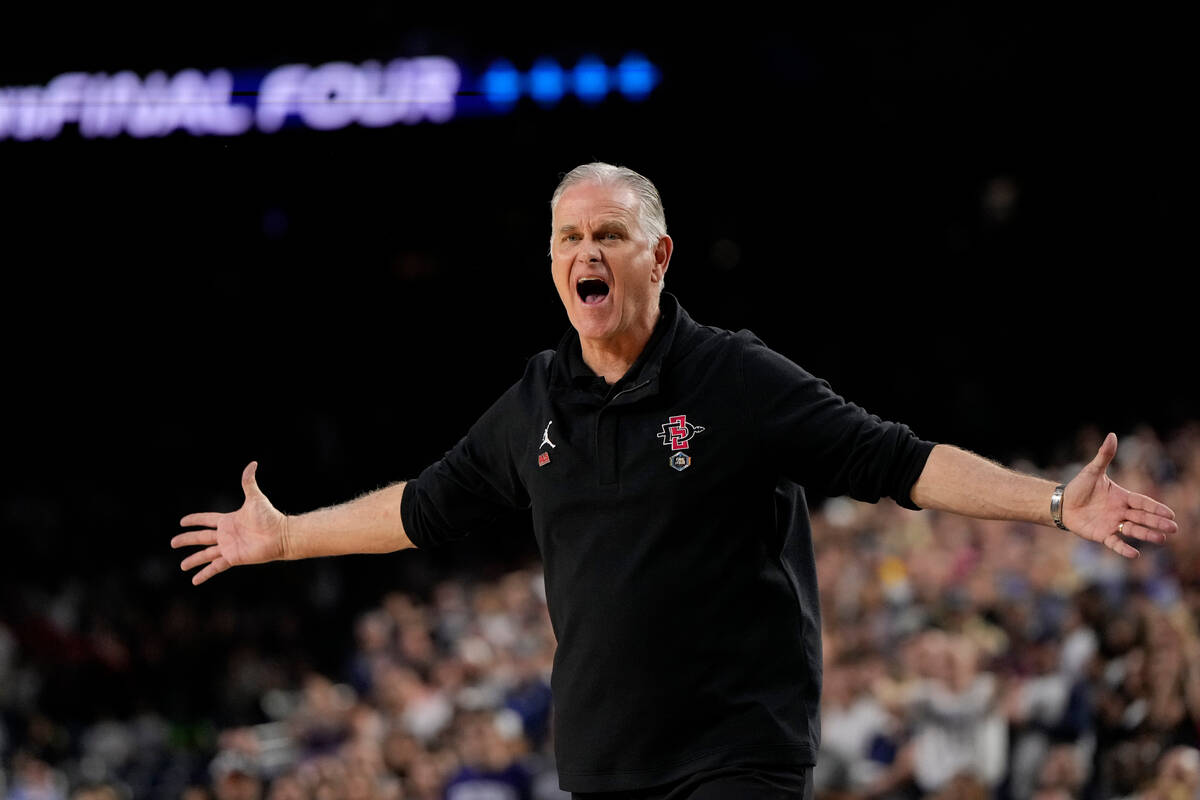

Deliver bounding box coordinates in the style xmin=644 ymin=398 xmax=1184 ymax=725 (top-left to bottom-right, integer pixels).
xmin=1063 ymin=432 xmax=1179 ymax=558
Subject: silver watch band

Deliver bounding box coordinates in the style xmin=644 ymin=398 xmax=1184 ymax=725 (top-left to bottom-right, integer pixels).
xmin=1051 ymin=484 xmax=1068 ymax=531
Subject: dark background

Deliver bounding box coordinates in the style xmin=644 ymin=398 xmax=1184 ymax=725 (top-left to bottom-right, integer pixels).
xmin=1 ymin=10 xmax=1194 ymax=712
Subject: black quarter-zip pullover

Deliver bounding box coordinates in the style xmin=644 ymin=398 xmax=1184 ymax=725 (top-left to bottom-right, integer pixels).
xmin=400 ymin=293 xmax=936 ymax=792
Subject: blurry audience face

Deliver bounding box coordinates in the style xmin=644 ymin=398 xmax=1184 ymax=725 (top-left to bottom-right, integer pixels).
xmin=407 ymin=758 xmax=445 ymax=799
xmin=343 ymin=771 xmax=375 ymax=800
xmin=215 ymin=770 xmax=262 ymax=800
xmin=914 ymin=631 xmax=950 ymax=682
xmin=265 ymin=776 xmax=305 ymax=800
xmin=383 ymin=729 xmax=422 ymax=774
xmin=1037 ymin=745 xmax=1083 ymax=794
xmin=1158 ymin=746 xmax=1200 ymax=795
xmin=356 ymin=611 xmax=392 ymax=654
xmin=453 ymin=713 xmax=518 ymax=771
xmin=399 ymin=625 xmax=435 ymax=666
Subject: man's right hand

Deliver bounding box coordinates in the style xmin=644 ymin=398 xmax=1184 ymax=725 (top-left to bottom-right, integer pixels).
xmin=173 ymin=461 xmax=288 ymax=585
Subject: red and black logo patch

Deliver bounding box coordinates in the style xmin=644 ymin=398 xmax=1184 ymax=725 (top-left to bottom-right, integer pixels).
xmin=657 ymin=414 xmax=705 ymax=451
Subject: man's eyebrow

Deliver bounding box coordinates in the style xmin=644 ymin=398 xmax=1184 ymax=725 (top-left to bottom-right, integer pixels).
xmin=557 ymin=219 xmax=630 ymax=234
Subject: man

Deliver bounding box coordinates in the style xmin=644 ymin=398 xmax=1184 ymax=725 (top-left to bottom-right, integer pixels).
xmin=173 ymin=163 xmax=1178 ymax=799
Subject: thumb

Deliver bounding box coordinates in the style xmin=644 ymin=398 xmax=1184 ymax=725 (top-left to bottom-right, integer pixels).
xmin=1087 ymin=433 xmax=1117 ymax=475
xmin=241 ymin=461 xmax=261 ymax=497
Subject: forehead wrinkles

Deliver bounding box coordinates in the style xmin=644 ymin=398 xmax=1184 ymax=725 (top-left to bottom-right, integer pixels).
xmin=555 ymin=205 xmax=642 ymax=238
xmin=553 ymin=184 xmax=642 ymax=229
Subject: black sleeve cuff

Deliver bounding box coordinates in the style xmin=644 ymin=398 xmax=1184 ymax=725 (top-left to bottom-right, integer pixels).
xmin=895 ymin=438 xmax=938 ymax=511
xmin=399 ymin=473 xmax=438 ymax=550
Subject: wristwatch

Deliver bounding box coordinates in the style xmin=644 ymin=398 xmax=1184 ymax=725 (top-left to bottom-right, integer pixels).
xmin=1050 ymin=484 xmax=1068 ymax=531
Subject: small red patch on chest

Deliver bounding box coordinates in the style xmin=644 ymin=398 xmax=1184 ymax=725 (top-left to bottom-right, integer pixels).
xmin=538 ymin=452 xmax=550 ymax=467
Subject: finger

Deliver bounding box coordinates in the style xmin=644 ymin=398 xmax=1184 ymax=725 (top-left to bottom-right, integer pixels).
xmin=192 ymin=556 xmax=231 ymax=586
xmin=242 ymin=461 xmax=261 ymax=498
xmin=1104 ymin=531 xmax=1139 ymax=559
xmin=180 ymin=545 xmax=222 ymax=572
xmin=1124 ymin=508 xmax=1180 ymax=535
xmin=1087 ymin=432 xmax=1118 ymax=475
xmin=1127 ymin=492 xmax=1177 ymax=521
xmin=1118 ymin=522 xmax=1168 ymax=546
xmin=180 ymin=512 xmax=223 ymax=528
xmin=171 ymin=530 xmax=218 ymax=549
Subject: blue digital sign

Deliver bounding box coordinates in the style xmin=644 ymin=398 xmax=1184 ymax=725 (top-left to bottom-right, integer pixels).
xmin=481 ymin=53 xmax=659 ymax=109
xmin=0 ymin=53 xmax=662 ymax=142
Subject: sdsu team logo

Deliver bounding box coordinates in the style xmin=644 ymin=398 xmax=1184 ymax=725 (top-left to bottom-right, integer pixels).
xmin=657 ymin=414 xmax=704 ymax=470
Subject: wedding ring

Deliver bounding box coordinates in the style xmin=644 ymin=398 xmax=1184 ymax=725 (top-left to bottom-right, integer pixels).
xmin=1118 ymin=521 xmax=1126 ymax=535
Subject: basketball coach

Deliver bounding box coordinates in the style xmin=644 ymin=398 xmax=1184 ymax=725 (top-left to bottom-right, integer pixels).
xmin=173 ymin=163 xmax=1179 ymax=800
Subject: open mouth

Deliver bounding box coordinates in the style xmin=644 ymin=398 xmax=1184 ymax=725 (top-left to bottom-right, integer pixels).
xmin=576 ymin=277 xmax=610 ymax=305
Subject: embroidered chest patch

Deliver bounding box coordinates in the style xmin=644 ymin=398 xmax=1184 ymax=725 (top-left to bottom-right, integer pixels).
xmin=657 ymin=414 xmax=704 ymax=470
xmin=537 ymin=420 xmax=555 ymax=467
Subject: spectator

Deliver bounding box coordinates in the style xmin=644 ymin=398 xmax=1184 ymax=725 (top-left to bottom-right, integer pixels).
xmin=444 ymin=711 xmax=532 ymax=800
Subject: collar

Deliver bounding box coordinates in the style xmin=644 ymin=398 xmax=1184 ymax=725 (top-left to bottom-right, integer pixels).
xmin=550 ymin=291 xmax=689 ymax=406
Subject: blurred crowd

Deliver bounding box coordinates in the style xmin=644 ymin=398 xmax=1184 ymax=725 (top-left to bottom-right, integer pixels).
xmin=814 ymin=423 xmax=1200 ymax=799
xmin=2 ymin=422 xmax=1199 ymax=800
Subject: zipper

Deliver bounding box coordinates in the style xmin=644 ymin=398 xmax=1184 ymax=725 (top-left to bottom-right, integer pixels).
xmin=594 ymin=379 xmax=652 ymax=486
xmin=609 ymin=379 xmax=651 ymax=405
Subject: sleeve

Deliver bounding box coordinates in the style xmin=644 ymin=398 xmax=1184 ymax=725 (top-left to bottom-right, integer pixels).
xmin=739 ymin=332 xmax=936 ymax=509
xmin=400 ymin=381 xmax=531 ymax=549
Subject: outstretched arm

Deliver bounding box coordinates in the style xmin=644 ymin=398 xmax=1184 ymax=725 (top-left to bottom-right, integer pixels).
xmin=172 ymin=462 xmax=413 ymax=585
xmin=909 ymin=433 xmax=1178 ymax=558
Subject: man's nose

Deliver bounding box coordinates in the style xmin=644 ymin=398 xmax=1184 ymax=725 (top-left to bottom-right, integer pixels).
xmin=577 ymin=241 xmax=601 ymax=262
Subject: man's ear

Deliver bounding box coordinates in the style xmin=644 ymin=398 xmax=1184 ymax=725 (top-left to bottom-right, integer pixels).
xmin=651 ymin=234 xmax=673 ymax=283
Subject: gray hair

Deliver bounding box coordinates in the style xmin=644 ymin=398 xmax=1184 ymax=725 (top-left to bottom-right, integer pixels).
xmin=549 ymin=162 xmax=668 ymax=251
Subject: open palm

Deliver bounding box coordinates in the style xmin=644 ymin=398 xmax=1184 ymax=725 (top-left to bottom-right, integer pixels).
xmin=172 ymin=462 xmax=288 ymax=585
xmin=1062 ymin=433 xmax=1178 ymax=558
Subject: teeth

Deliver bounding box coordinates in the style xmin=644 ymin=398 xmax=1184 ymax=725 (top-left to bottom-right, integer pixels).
xmin=577 ymin=276 xmax=607 ymax=284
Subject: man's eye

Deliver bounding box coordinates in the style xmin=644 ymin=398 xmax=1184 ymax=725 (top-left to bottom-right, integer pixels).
xmin=604 ymin=232 xmax=621 ymax=240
